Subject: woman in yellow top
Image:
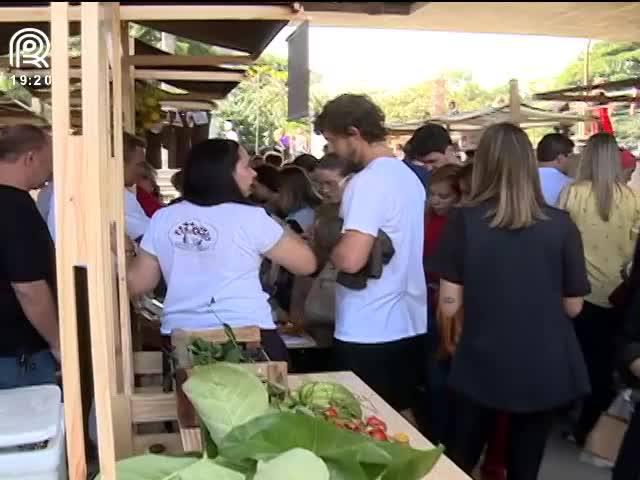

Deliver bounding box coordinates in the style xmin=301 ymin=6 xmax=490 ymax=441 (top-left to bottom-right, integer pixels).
xmin=558 ymin=132 xmax=640 ymax=447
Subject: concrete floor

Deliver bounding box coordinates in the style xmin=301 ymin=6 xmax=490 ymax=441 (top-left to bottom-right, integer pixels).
xmin=539 ymin=431 xmax=611 ymax=480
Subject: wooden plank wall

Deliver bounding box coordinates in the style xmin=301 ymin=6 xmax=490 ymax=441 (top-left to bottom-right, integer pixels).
xmin=51 ymin=3 xmax=88 ymax=479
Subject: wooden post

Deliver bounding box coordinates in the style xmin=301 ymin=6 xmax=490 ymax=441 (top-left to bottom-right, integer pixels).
xmin=81 ymin=2 xmax=118 ymax=477
xmin=51 ymin=3 xmax=88 ymax=479
xmin=122 ymin=21 xmax=136 ymax=133
xmin=509 ymin=79 xmax=521 ymax=126
xmin=110 ymin=2 xmax=136 ymax=459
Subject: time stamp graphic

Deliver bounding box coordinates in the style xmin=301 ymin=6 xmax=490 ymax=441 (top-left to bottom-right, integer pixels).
xmin=7 ymin=27 xmax=52 ymax=87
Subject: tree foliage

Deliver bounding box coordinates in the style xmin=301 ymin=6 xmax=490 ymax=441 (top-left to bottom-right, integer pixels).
xmin=216 ymin=54 xmax=300 ymax=151
xmin=553 ymin=41 xmax=640 ymax=148
xmin=555 ymin=41 xmax=640 ymax=87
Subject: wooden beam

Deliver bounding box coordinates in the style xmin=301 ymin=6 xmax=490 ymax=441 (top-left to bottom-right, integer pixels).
xmin=0 ymin=6 xmax=83 ymax=22
xmin=81 ymin=3 xmax=117 ymax=477
xmin=410 ymin=2 xmax=431 ymax=14
xmin=110 ymin=3 xmax=135 ymax=399
xmin=119 ymin=4 xmax=297 ymax=21
xmin=130 ymin=392 xmax=178 ymax=423
xmin=134 ymin=70 xmax=245 ymax=82
xmin=161 ymin=91 xmax=227 ymax=101
xmin=109 ymin=6 xmax=136 ymax=460
xmin=534 ymin=77 xmax=640 ymax=97
xmin=533 ymin=93 xmax=639 ymax=103
xmin=51 ymin=4 xmax=88 ymax=480
xmin=509 ymin=79 xmax=521 ymax=126
xmin=127 ymin=55 xmax=253 ymax=67
xmin=122 ymin=23 xmax=136 ymax=133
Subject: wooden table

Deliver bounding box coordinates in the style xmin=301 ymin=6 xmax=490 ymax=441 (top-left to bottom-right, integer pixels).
xmin=289 ymin=372 xmax=470 ymax=480
xmin=177 ymin=368 xmax=470 ymax=480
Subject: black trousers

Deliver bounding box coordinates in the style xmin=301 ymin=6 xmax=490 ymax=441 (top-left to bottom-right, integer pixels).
xmin=572 ymin=302 xmax=619 ymax=445
xmin=613 ymin=402 xmax=640 ymax=480
xmin=446 ymin=394 xmax=555 ymax=480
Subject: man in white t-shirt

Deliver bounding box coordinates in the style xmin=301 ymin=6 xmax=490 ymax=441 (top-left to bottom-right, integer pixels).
xmin=47 ymin=132 xmax=150 ymax=242
xmin=314 ymin=94 xmax=427 ymax=415
xmin=536 ymin=133 xmax=574 ymax=206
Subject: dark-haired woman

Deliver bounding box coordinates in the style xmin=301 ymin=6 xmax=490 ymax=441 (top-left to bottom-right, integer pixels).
xmin=127 ymin=139 xmax=317 ymax=361
xmin=276 ymin=166 xmax=323 ymax=234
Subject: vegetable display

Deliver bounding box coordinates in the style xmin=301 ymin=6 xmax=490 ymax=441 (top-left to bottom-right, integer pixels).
xmin=99 ymin=364 xmax=443 ymax=479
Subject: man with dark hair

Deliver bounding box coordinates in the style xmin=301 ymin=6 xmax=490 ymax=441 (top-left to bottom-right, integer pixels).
xmin=314 ymin=94 xmax=427 ymax=415
xmin=265 ymin=152 xmax=284 ymax=169
xmin=48 ymin=131 xmax=150 ymax=241
xmin=0 ymin=125 xmax=59 ymax=388
xmin=536 ymin=133 xmax=574 ymax=206
xmin=403 ymin=123 xmax=457 ymax=190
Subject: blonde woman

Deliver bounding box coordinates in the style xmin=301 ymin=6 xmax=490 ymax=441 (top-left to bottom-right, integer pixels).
xmin=558 ymin=132 xmax=640 ymax=447
xmin=434 ymin=123 xmax=590 ymax=480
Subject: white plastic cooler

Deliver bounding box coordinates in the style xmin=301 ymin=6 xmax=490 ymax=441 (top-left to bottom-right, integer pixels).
xmin=0 ymin=385 xmax=67 ymax=480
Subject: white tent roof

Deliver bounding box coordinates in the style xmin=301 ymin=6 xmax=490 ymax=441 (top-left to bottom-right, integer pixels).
xmin=387 ymin=103 xmax=591 ymax=134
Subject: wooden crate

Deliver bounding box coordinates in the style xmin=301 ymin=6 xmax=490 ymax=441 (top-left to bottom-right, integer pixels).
xmin=171 ymin=326 xmax=262 ymax=368
xmin=130 ymin=350 xmax=181 ymax=455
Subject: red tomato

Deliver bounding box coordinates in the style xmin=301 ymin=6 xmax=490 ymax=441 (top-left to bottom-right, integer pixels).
xmin=345 ymin=421 xmax=360 ymax=432
xmin=366 ymin=416 xmax=387 ymax=432
xmin=324 ymin=407 xmax=338 ymax=418
xmin=368 ymin=428 xmax=388 ymax=441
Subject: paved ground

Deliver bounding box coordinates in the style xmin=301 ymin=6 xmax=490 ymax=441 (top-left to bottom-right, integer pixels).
xmin=540 ymin=431 xmax=611 ymax=480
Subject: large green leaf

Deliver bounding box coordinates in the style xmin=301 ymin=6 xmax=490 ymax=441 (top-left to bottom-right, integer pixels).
xmin=96 ymin=455 xmax=245 ymax=480
xmin=254 ymin=448 xmax=330 ymax=480
xmin=219 ymin=412 xmax=442 ymax=480
xmin=377 ymin=441 xmax=445 ymax=480
xmin=182 ymin=363 xmax=270 ymax=444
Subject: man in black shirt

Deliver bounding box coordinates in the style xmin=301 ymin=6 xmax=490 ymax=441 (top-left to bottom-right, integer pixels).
xmin=0 ymin=125 xmax=59 ymax=389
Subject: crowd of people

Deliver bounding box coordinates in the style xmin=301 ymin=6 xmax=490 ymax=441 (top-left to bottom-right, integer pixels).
xmin=1 ymin=91 xmax=639 ymax=480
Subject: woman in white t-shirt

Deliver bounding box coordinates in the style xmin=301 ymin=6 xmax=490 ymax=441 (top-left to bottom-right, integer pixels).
xmin=127 ymin=139 xmax=317 ymax=361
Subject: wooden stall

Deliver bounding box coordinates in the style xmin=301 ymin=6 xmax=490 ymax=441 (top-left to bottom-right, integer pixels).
xmin=0 ymin=3 xmax=293 ymax=478
xmin=7 ymin=3 xmax=635 ymax=479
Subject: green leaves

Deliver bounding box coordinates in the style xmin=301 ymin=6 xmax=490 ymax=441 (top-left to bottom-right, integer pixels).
xmin=97 ymin=455 xmax=244 ymax=480
xmin=219 ymin=412 xmax=443 ymax=480
xmin=182 ymin=363 xmax=270 ymax=444
xmin=254 ymin=449 xmax=330 ymax=480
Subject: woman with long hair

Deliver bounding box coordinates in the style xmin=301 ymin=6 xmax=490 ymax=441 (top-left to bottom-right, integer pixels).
xmin=422 ymin=164 xmax=461 ymax=443
xmin=275 ymin=165 xmax=323 ymax=234
xmin=558 ymin=132 xmax=640 ymax=447
xmin=127 ymin=139 xmax=317 ymax=361
xmin=434 ymin=123 xmax=590 ymax=480
xmin=287 ymin=154 xmax=355 ymax=355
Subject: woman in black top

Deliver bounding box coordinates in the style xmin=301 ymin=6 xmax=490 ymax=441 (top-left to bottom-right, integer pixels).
xmin=434 ymin=123 xmax=591 ymax=480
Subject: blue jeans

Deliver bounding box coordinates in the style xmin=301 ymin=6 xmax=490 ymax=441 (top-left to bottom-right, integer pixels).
xmin=0 ymin=351 xmax=57 ymax=389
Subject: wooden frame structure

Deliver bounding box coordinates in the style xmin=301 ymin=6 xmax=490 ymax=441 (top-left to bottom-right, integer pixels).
xmin=0 ymin=3 xmax=301 ymax=479
xmin=0 ymin=3 xmax=634 ymax=479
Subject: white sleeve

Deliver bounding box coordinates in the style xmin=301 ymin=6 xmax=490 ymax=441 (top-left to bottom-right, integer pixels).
xmin=250 ymin=208 xmax=284 ymax=254
xmin=139 ymin=215 xmax=157 ymax=257
xmin=47 ymin=195 xmax=56 ymax=242
xmin=124 ymin=191 xmax=150 ymax=240
xmin=341 ymin=174 xmax=386 ymax=237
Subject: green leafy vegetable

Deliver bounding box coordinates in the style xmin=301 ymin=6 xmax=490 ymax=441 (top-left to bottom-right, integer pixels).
xmin=254 ymin=448 xmax=330 ymax=480
xmin=292 ymin=382 xmax=363 ymax=419
xmin=96 ymin=455 xmax=245 ymax=480
xmin=182 ymin=363 xmax=270 ymax=444
xmin=219 ymin=412 xmax=443 ymax=480
xmin=188 ymin=337 xmax=246 ymax=365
